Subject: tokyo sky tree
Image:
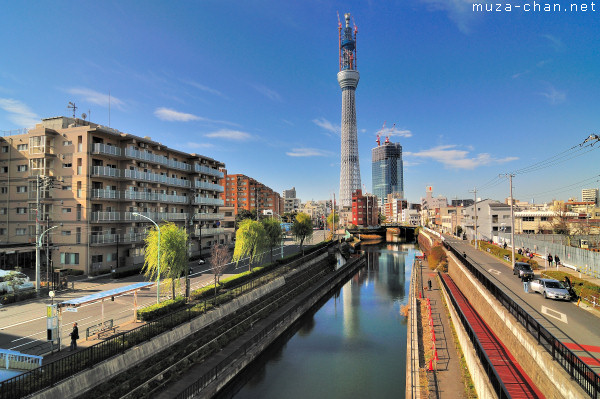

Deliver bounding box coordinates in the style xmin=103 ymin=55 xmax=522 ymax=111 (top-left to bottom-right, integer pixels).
xmin=337 ymin=12 xmax=361 ymax=208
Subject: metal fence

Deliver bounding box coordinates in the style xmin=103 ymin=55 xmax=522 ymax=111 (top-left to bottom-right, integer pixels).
xmin=444 ymin=242 xmax=600 ymax=399
xmin=0 ymin=241 xmax=335 ymax=399
xmin=512 ymin=235 xmax=600 ymax=277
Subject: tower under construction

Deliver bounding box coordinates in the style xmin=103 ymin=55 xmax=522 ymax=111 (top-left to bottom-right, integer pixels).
xmin=337 ymin=12 xmax=361 ymax=208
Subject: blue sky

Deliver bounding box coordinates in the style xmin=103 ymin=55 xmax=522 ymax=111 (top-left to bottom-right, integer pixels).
xmin=1 ymin=1 xmax=599 ymax=204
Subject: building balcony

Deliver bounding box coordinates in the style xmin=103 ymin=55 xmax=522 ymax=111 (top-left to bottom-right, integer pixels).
xmin=124 ymin=148 xmax=192 ymax=172
xmin=194 ymin=181 xmax=224 ymax=192
xmin=91 ymin=166 xmax=121 ymax=178
xmin=125 ymin=212 xmax=188 ymax=222
xmin=92 ymin=143 xmax=122 ymax=157
xmin=91 ymin=211 xmax=121 ymax=222
xmin=124 ymin=169 xmax=191 ymax=188
xmin=194 ymin=227 xmax=225 ymax=237
xmin=194 ymin=212 xmax=225 ymax=221
xmin=91 ymin=188 xmax=121 ymax=200
xmin=89 ymin=232 xmax=146 ymax=245
xmin=123 ymin=191 xmax=188 ymax=203
xmin=194 ymin=164 xmax=224 ymax=178
xmin=195 ymin=197 xmax=224 ymax=206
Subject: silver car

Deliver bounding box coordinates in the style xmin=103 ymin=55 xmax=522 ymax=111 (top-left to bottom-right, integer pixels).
xmin=530 ymin=278 xmax=571 ymax=300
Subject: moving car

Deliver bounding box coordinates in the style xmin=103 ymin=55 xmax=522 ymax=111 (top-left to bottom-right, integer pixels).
xmin=513 ymin=262 xmax=534 ymax=280
xmin=529 ymin=278 xmax=571 ymax=300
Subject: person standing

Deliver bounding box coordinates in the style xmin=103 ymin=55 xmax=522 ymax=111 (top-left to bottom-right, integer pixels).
xmin=523 ymin=274 xmax=531 ymax=293
xmin=70 ymin=322 xmax=79 ymax=351
xmin=428 ymin=279 xmax=432 ymax=291
xmin=547 ymin=253 xmax=553 ymax=267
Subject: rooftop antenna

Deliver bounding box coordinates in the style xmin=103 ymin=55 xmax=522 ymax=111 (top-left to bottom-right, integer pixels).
xmin=108 ymin=91 xmax=111 ymax=127
xmin=81 ymin=112 xmax=87 ymax=121
xmin=67 ymin=102 xmax=77 ymax=118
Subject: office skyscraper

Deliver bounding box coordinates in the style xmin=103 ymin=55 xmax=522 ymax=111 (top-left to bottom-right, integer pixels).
xmin=372 ymin=137 xmax=404 ymax=205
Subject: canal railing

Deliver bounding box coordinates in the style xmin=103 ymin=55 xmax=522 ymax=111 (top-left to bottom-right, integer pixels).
xmin=406 ymin=257 xmax=422 ymax=399
xmin=444 ymin=241 xmax=600 ymax=399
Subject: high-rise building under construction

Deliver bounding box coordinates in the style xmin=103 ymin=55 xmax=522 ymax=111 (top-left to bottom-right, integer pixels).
xmin=337 ymin=12 xmax=361 ymax=208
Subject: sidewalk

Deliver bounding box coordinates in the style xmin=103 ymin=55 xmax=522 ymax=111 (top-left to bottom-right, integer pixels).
xmin=418 ymin=258 xmax=466 ymax=399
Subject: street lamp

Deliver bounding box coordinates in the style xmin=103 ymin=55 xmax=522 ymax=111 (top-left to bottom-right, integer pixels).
xmin=37 ymin=225 xmax=59 ymax=294
xmin=133 ymin=212 xmax=161 ymax=304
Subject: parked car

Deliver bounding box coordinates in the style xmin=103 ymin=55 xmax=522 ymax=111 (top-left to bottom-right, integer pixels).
xmin=530 ymin=278 xmax=571 ymax=301
xmin=0 ymin=269 xmax=34 ymax=293
xmin=513 ymin=262 xmax=534 ymax=280
xmin=197 ymin=258 xmax=205 ymax=265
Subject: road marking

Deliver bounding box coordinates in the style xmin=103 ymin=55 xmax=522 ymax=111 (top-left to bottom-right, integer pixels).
xmin=488 ymin=269 xmax=501 ymax=275
xmin=0 ymin=315 xmax=46 ymax=330
xmin=541 ymin=306 xmax=568 ymax=324
xmin=563 ymin=342 xmax=600 ymax=353
xmin=579 ymin=356 xmax=600 ymax=367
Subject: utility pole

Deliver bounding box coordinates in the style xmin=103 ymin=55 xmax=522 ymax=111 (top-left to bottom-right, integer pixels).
xmin=470 ymin=187 xmax=478 ymax=250
xmin=35 ymin=175 xmax=41 ymax=294
xmin=508 ymin=174 xmax=516 ymax=268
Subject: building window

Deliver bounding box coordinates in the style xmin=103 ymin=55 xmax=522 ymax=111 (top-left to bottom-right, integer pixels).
xmin=16 ymin=228 xmax=27 ymax=236
xmin=0 ymin=228 xmax=5 ymax=235
xmin=17 ymin=165 xmax=28 ymax=172
xmin=0 ymin=208 xmax=6 ymax=214
xmin=62 ymin=207 xmax=72 ymax=214
xmin=76 ymin=227 xmax=81 ymax=244
xmin=540 ymin=217 xmax=549 ymax=221
xmin=0 ymin=167 xmax=7 ymax=173
xmin=16 ymin=186 xmax=27 ymax=193
xmin=63 ymin=140 xmax=72 ymax=146
xmin=17 ymin=144 xmax=28 ymax=151
xmin=61 ymin=230 xmax=71 ymax=236
xmin=522 ymin=217 xmax=534 ymax=222
xmin=16 ymin=207 xmax=27 ymax=214
xmin=1 ymin=146 xmax=7 ymax=153
xmin=62 ymin=185 xmax=72 ymax=190
xmin=0 ymin=187 xmax=6 ymax=194
xmin=63 ymin=163 xmax=72 ymax=168
xmin=60 ymin=252 xmax=79 ymax=265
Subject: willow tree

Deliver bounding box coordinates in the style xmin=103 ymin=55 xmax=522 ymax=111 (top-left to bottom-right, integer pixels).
xmin=141 ymin=222 xmax=188 ymax=299
xmin=232 ymin=219 xmax=267 ymax=271
xmin=210 ymin=242 xmax=230 ymax=301
xmin=262 ymin=218 xmax=284 ymax=262
xmin=292 ymin=212 xmax=313 ymax=255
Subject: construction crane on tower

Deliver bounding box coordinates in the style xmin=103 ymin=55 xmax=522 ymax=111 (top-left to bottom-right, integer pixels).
xmin=376 ymin=121 xmax=386 ymax=146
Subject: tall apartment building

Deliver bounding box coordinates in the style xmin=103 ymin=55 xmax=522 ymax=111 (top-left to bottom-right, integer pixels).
xmin=0 ymin=116 xmax=226 ymax=275
xmin=282 ymin=186 xmax=301 ymax=214
xmin=372 ymin=137 xmax=404 ymax=206
xmin=351 ymin=189 xmax=378 ymax=227
xmin=582 ymin=188 xmax=599 ymax=205
xmin=221 ymin=172 xmax=283 ymax=217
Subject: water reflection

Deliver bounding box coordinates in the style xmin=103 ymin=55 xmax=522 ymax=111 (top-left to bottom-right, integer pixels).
xmin=220 ymin=243 xmax=415 ymax=399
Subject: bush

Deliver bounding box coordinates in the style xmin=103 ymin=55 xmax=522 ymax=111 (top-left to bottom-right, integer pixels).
xmin=137 ymin=297 xmax=187 ymax=321
xmin=67 ymin=268 xmax=85 ymax=276
xmin=112 ymin=267 xmax=142 ymax=279
xmin=428 ymin=244 xmax=447 ymax=271
xmin=0 ymin=289 xmax=36 ymax=305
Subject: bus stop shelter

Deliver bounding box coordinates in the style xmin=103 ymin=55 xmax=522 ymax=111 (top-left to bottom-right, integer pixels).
xmin=58 ymin=282 xmax=154 ymax=339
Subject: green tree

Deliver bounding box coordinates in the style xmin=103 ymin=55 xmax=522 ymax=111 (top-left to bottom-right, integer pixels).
xmin=292 ymin=212 xmax=313 ymax=255
xmin=263 ymin=218 xmax=284 ymax=262
xmin=210 ymin=242 xmax=230 ymax=301
xmin=235 ymin=209 xmax=257 ymax=226
xmin=379 ymin=212 xmax=387 ymax=225
xmin=281 ymin=212 xmax=296 ymax=223
xmin=232 ymin=219 xmax=267 ymax=271
xmin=326 ymin=213 xmax=339 ymax=230
xmin=141 ymin=222 xmax=188 ymax=300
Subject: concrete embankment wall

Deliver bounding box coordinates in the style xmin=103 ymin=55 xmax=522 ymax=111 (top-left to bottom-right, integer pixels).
xmin=33 ymin=251 xmax=331 ymax=399
xmin=446 ymin=250 xmax=587 ymax=399
xmin=199 ymin=254 xmax=367 ymax=398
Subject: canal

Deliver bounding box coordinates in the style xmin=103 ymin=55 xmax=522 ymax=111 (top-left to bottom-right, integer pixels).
xmin=218 ymin=242 xmax=416 ymax=399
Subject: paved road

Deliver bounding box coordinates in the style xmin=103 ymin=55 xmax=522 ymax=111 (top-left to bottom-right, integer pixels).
xmin=0 ymin=231 xmax=326 ymax=355
xmin=445 ymin=236 xmax=600 ymax=371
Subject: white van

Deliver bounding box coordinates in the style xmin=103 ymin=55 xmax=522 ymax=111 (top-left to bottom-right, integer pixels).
xmin=0 ymin=270 xmax=34 ymax=293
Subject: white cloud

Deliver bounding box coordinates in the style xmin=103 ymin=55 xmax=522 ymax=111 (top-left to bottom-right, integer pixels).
xmin=252 ymin=84 xmax=282 ymax=102
xmin=541 ymin=34 xmax=563 ymax=51
xmin=420 ymin=0 xmax=478 ymax=34
xmin=379 ymin=126 xmax=413 ymax=138
xmin=0 ymin=98 xmax=39 ymax=128
xmin=539 ymin=85 xmax=566 ymax=104
xmin=154 ymin=107 xmax=200 ymax=122
xmin=286 ymin=148 xmax=333 ymax=157
xmin=66 ymin=88 xmax=125 ymax=109
xmin=185 ymin=141 xmax=215 ymax=149
xmin=182 ymin=80 xmax=226 ymax=98
xmin=406 ymin=145 xmax=518 ymax=169
xmin=313 ymin=118 xmax=340 ymax=136
xmin=205 ymin=129 xmax=253 ymax=141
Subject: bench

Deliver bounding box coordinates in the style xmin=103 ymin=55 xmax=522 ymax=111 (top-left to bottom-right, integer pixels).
xmin=86 ymin=319 xmax=115 ymax=340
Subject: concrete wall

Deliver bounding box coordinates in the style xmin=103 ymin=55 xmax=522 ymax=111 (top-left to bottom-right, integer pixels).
xmin=438 ymin=275 xmax=497 ymax=399
xmin=447 ymin=251 xmax=588 ymax=399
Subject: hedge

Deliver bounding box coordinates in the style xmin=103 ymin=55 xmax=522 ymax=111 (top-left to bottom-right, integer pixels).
xmin=1 ymin=289 xmax=37 ymax=305
xmin=190 ymin=284 xmax=220 ymax=301
xmin=112 ymin=267 xmax=143 ymax=279
xmin=137 ymin=297 xmax=187 ymax=321
xmin=479 ymin=241 xmax=540 ymax=269
xmin=540 ymin=270 xmax=600 ymax=300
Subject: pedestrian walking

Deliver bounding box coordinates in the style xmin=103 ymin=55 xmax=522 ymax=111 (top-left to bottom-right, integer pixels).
xmin=523 ymin=275 xmax=531 ymax=293
xmin=427 ymin=279 xmax=432 ymax=291
xmin=503 ymin=242 xmax=507 ymax=250
xmin=70 ymin=322 xmax=79 ymax=351
xmin=547 ymin=253 xmax=553 ymax=267
xmin=554 ymin=254 xmax=560 ymax=266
